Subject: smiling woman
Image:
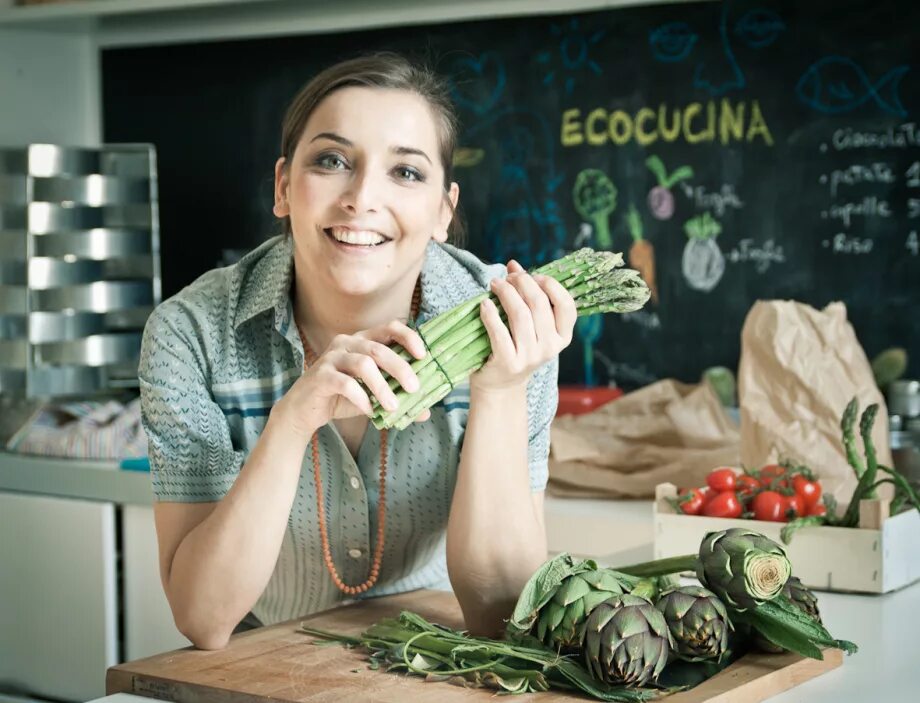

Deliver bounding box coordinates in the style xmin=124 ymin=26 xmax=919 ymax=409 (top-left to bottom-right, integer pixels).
xmin=137 ymin=53 xmax=576 ymax=649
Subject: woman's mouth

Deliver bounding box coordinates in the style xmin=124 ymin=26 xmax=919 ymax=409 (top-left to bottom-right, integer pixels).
xmin=324 ymin=226 xmax=390 ymax=248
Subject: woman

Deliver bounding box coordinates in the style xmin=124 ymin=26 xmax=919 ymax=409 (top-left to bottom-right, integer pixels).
xmin=139 ymin=53 xmax=577 ymax=650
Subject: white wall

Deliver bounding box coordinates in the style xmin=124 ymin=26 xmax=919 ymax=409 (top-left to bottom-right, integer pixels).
xmin=0 ymin=27 xmax=100 ymax=146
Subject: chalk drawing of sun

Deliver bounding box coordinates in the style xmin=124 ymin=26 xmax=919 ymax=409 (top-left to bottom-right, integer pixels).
xmin=537 ymin=19 xmax=605 ymax=95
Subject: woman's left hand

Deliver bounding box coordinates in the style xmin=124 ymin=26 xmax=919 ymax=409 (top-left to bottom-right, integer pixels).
xmin=472 ymin=260 xmax=578 ymax=393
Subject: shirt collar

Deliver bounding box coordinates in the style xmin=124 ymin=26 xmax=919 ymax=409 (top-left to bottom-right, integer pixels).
xmin=233 ymin=236 xmax=491 ymax=331
xmin=232 ymin=234 xmax=294 ymax=330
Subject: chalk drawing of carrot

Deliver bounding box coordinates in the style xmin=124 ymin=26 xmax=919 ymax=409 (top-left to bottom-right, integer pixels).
xmin=646 ymin=155 xmax=694 ymax=221
xmin=626 ymin=204 xmax=658 ymax=305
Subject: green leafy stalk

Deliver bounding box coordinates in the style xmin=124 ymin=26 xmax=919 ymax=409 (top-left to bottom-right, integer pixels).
xmin=842 ymin=404 xmax=882 ymax=526
xmin=779 ymin=515 xmax=828 ymax=545
xmin=841 ymin=398 xmax=865 ymax=479
xmin=302 ymin=611 xmax=654 ymax=701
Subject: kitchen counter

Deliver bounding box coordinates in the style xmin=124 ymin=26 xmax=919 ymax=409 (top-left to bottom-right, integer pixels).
xmin=0 ymin=451 xmax=152 ymax=505
xmin=87 ymin=496 xmax=918 ymax=703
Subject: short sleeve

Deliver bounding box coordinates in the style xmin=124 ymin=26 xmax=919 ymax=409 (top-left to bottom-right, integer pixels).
xmin=138 ymin=302 xmax=244 ymax=502
xmin=525 ymin=355 xmax=559 ymax=492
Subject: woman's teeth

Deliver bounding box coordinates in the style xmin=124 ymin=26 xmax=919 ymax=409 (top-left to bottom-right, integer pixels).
xmin=327 ymin=227 xmax=387 ymax=246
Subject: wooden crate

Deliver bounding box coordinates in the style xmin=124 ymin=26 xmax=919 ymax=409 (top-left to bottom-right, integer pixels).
xmin=654 ymin=482 xmax=920 ymax=593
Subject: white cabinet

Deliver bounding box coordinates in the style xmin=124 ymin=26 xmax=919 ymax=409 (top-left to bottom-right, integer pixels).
xmin=121 ymin=505 xmax=189 ymax=660
xmin=0 ymin=492 xmax=117 ymax=702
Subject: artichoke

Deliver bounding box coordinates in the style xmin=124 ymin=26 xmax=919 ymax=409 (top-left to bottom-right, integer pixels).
xmin=752 ymin=576 xmax=822 ymax=654
xmin=584 ymin=589 xmax=674 ymax=686
xmin=656 ymin=585 xmax=732 ymax=662
xmin=697 ymin=528 xmax=791 ymax=611
xmin=784 ymin=576 xmax=821 ymax=622
xmin=506 ymin=553 xmax=639 ymax=649
xmin=535 ymin=568 xmax=630 ymax=649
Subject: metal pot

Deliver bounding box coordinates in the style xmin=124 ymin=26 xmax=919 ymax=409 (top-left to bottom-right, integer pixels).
xmin=888 ymin=380 xmax=920 ymax=419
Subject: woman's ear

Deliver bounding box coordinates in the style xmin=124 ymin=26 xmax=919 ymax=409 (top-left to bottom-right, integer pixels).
xmin=273 ymin=157 xmax=290 ymax=218
xmin=434 ymin=182 xmax=460 ymax=243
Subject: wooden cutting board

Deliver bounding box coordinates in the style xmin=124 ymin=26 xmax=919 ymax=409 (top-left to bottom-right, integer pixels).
xmin=106 ymin=589 xmax=842 ymax=702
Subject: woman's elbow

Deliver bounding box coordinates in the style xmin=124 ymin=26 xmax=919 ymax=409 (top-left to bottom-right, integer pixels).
xmin=171 ymin=601 xmax=234 ymax=650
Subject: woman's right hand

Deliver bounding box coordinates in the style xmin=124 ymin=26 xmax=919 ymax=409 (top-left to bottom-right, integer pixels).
xmin=272 ymin=320 xmax=430 ymax=439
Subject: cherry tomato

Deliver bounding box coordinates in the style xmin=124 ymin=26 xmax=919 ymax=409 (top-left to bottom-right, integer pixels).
xmin=752 ymin=491 xmax=786 ymax=522
xmin=702 ymin=491 xmax=743 ymax=518
xmin=706 ymin=468 xmax=737 ymax=493
xmin=785 ymin=494 xmax=806 ymax=519
xmin=792 ymin=474 xmax=822 ymax=508
xmin=677 ymin=487 xmax=706 ymax=515
xmin=759 ymin=464 xmax=789 ymax=490
xmin=736 ymin=474 xmax=760 ymax=497
xmin=808 ymin=503 xmax=827 ymax=517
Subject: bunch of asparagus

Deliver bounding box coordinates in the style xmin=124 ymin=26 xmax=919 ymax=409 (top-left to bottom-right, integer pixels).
xmin=302 ymin=529 xmax=856 ymax=699
xmin=781 ymin=397 xmax=920 ymax=543
xmin=370 ymin=248 xmax=650 ymax=430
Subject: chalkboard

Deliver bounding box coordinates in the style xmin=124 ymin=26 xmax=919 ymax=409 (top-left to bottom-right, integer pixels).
xmin=102 ymin=0 xmax=920 ymax=388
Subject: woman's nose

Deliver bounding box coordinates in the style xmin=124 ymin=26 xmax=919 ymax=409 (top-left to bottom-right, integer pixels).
xmin=339 ymin=168 xmax=382 ymax=213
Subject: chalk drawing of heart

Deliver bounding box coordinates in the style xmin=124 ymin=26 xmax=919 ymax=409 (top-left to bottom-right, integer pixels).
xmin=450 ymin=52 xmax=507 ymax=116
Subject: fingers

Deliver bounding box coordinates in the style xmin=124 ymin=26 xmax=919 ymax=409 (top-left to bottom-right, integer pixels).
xmin=535 ymin=274 xmax=577 ymax=344
xmin=367 ymin=320 xmax=427 ymax=361
xmin=335 ymin=334 xmax=421 ymax=396
xmin=414 ymin=409 xmax=431 ymax=423
xmin=335 ymin=351 xmax=401 ymax=413
xmin=480 ymin=295 xmax=516 ymax=361
xmin=316 ymin=364 xmax=375 ymax=416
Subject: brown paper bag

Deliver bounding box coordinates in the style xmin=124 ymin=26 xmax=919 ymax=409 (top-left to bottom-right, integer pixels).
xmin=738 ymin=300 xmax=892 ymax=502
xmin=548 ymin=380 xmax=740 ymax=498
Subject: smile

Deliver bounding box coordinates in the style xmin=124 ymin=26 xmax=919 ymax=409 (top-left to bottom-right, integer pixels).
xmin=324 ymin=226 xmax=390 ymax=247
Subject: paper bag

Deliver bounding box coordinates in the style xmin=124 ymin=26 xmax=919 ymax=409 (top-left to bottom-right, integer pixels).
xmin=738 ymin=300 xmax=892 ymax=502
xmin=548 ymin=380 xmax=740 ymax=498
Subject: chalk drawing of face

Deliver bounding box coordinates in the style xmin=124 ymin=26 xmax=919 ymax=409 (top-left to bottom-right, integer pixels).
xmin=648 ymin=2 xmax=785 ymax=96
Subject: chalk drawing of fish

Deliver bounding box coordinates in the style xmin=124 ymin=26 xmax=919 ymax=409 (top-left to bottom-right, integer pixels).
xmin=796 ymin=56 xmax=908 ymax=117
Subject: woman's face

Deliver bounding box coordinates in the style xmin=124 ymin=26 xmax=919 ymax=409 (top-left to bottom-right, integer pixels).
xmin=275 ymin=86 xmax=459 ymax=297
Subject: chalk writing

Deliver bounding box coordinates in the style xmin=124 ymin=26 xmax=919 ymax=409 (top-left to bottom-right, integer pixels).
xmin=818 ymin=163 xmax=895 ymax=197
xmin=907 ymin=231 xmax=919 ymax=256
xmin=595 ymin=351 xmax=659 ymax=386
xmin=908 ymin=161 xmax=920 ymax=188
xmin=681 ymin=183 xmax=744 ymax=217
xmin=824 ymin=197 xmax=892 ymax=228
xmin=822 ymin=234 xmax=874 ymax=254
xmin=908 ymin=199 xmax=920 ymax=219
xmin=561 ymin=99 xmax=774 ymax=147
xmin=727 ymin=238 xmax=785 ymax=272
xmin=831 ymin=123 xmax=920 ymax=150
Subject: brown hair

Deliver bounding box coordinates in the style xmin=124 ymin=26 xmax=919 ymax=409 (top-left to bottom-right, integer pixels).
xmin=278 ymin=52 xmax=465 ymax=246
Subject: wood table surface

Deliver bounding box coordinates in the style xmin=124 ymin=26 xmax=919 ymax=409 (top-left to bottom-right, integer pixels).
xmin=106 ymin=589 xmax=842 ymax=702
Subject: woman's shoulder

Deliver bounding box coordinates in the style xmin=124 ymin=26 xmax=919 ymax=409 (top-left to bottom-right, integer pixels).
xmin=148 ymin=235 xmax=288 ymax=334
xmin=421 ymin=241 xmax=506 ymax=315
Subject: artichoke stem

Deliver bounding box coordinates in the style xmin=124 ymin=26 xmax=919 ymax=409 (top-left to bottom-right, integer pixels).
xmin=617 ymin=554 xmax=697 ymax=578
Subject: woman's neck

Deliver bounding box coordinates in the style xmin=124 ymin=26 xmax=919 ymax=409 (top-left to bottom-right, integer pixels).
xmin=292 ymin=267 xmax=420 ymax=355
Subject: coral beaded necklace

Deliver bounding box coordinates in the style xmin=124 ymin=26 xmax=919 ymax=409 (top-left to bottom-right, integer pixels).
xmin=295 ymin=280 xmax=421 ymax=595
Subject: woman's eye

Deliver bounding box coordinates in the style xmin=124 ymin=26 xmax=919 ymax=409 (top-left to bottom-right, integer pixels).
xmin=315 ymin=153 xmax=347 ymax=170
xmin=394 ymin=166 xmax=425 ymax=182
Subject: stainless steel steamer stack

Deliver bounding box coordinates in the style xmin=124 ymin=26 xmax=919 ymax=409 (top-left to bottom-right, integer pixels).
xmin=0 ymin=144 xmax=161 ymax=398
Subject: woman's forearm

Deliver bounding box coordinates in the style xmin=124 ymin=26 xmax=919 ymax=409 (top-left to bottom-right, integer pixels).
xmin=446 ymin=382 xmax=548 ymax=637
xmin=166 ymin=406 xmax=312 ymax=649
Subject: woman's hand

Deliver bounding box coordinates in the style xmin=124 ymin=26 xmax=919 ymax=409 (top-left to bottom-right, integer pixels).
xmin=472 ymin=260 xmax=577 ymax=393
xmin=273 ymin=321 xmax=430 ymax=439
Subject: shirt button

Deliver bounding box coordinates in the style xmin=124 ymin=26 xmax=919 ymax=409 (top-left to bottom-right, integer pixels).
xmin=348 ymin=548 xmax=363 ymax=559
xmin=349 ymin=476 xmax=360 ymax=490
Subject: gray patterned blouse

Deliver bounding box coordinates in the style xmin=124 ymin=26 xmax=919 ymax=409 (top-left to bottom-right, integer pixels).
xmin=138 ymin=234 xmax=558 ymax=625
